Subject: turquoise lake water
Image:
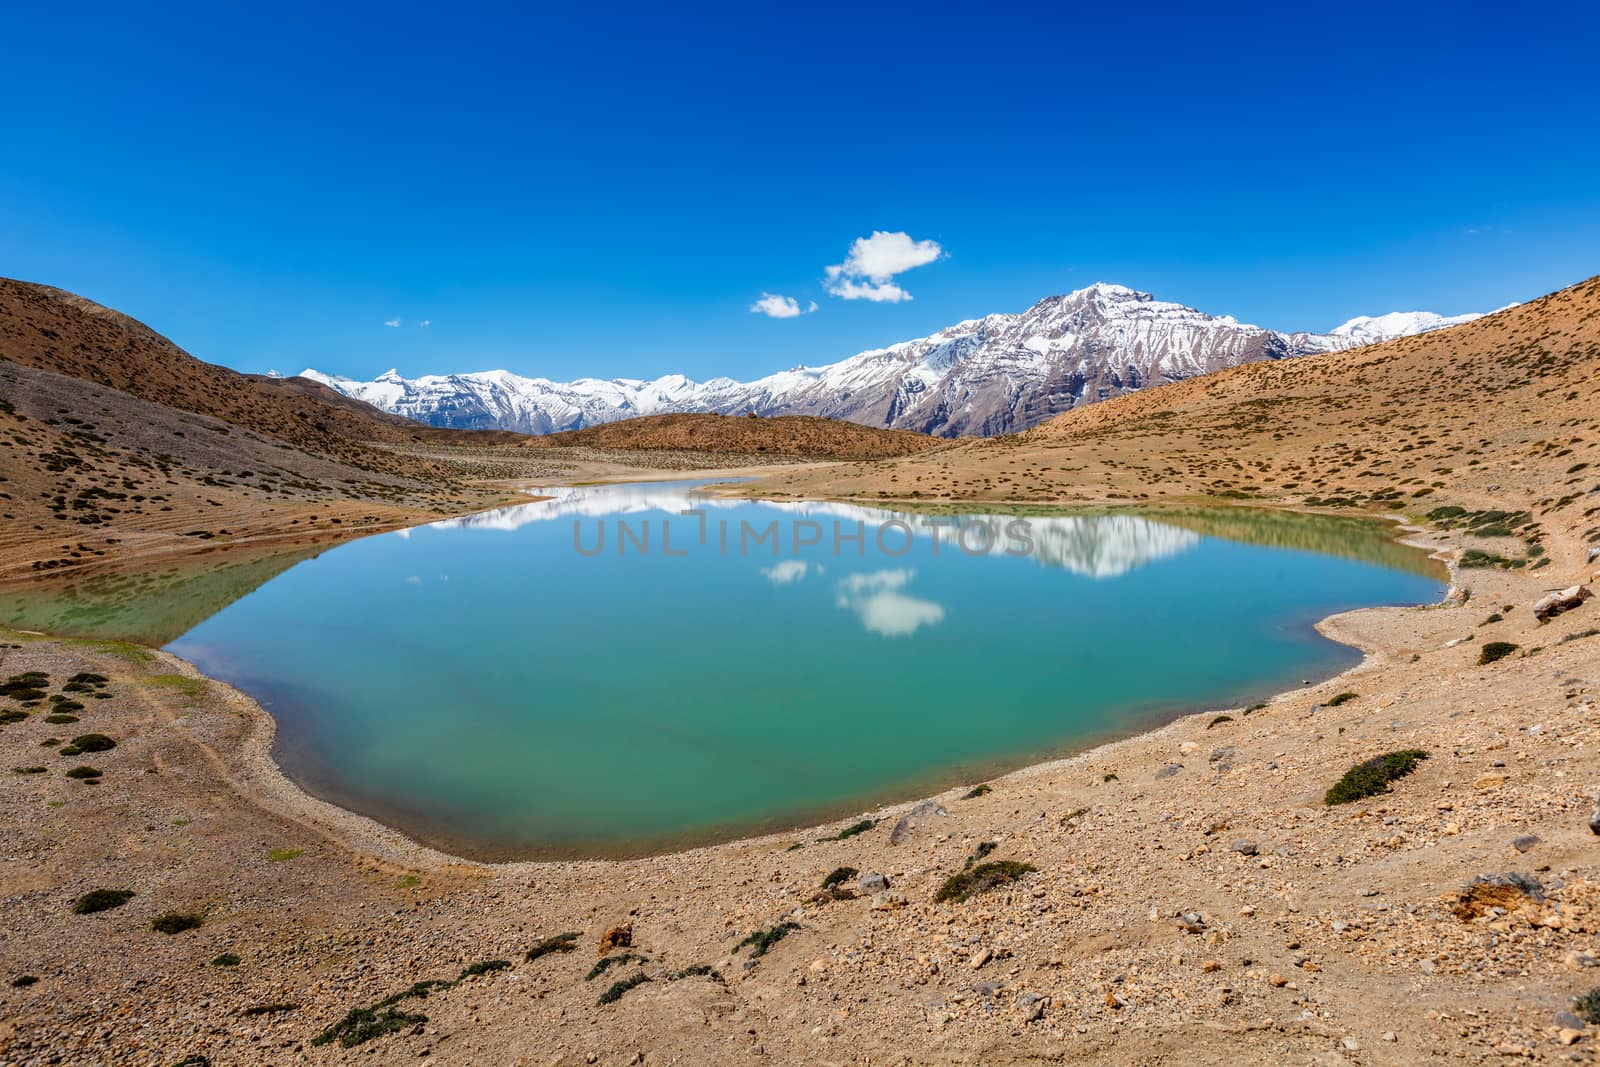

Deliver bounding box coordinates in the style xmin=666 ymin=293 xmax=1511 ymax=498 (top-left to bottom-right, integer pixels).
xmin=164 ymin=483 xmax=1445 ymax=859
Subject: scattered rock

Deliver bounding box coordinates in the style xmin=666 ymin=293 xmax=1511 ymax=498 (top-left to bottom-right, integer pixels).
xmin=869 ymin=890 xmax=906 ymax=911
xmin=1555 ymin=1011 xmax=1587 ymax=1030
xmin=1154 ymin=764 xmax=1183 ymax=780
xmin=1451 ymin=872 xmax=1545 ymax=920
xmin=858 ymin=871 xmax=890 ymax=894
xmin=1533 ymin=584 xmax=1592 ymax=623
xmin=1587 ymin=545 xmax=1600 ymax=564
xmin=1229 ymin=839 xmax=1258 ymax=857
xmin=1016 ymin=992 xmax=1046 ymax=1022
xmin=889 ymin=800 xmax=948 ymax=845
xmin=1177 ymin=911 xmax=1206 ymax=933
xmin=970 ymin=948 xmax=992 ymax=970
xmin=1511 ymin=834 xmax=1540 ymax=853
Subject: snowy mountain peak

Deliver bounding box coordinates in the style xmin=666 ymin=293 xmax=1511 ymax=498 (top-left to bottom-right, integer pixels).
xmin=302 ymin=285 xmax=1496 ymax=439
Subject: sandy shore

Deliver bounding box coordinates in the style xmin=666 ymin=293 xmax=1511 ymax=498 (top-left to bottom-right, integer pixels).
xmin=3 ymin=501 xmax=1599 ymax=1066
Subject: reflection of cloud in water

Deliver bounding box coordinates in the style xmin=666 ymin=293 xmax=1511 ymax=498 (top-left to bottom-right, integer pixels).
xmin=762 ymin=560 xmax=810 ymax=585
xmin=427 ymin=483 xmax=1198 ymax=579
xmin=835 ymin=569 xmax=945 ymax=637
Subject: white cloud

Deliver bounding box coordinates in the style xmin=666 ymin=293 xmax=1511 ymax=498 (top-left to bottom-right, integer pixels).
xmin=825 ymin=231 xmax=944 ymax=302
xmin=419 ymin=319 xmax=431 ymax=328
xmin=834 ymin=569 xmax=945 ymax=637
xmin=750 ymin=293 xmax=815 ymax=319
xmin=762 ymin=560 xmax=810 ymax=584
xmin=384 ymin=318 xmax=401 ymax=328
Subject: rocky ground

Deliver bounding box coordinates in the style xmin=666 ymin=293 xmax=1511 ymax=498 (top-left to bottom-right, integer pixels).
xmin=1 ymin=515 xmax=1597 ymax=1066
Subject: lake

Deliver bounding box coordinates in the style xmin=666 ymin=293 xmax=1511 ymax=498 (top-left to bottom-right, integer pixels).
xmin=6 ymin=483 xmax=1447 ymax=859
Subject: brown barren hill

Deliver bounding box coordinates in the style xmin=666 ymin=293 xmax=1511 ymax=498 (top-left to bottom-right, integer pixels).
xmin=750 ymin=273 xmax=1600 ymax=564
xmin=525 ymin=411 xmax=944 ymax=460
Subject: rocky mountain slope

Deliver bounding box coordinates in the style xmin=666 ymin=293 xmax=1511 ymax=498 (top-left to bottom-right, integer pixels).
xmin=524 ymin=412 xmax=940 ymax=459
xmin=304 ymin=283 xmax=1486 ymax=437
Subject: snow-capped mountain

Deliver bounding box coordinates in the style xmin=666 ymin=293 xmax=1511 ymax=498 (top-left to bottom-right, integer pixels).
xmin=301 ymin=283 xmax=1487 ymax=438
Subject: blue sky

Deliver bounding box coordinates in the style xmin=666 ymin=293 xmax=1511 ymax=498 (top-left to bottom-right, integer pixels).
xmin=3 ymin=3 xmax=1598 ymax=382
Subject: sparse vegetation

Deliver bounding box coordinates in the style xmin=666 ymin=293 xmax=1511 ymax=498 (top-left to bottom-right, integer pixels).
xmin=733 ymin=922 xmax=800 ymax=958
xmin=586 ymin=953 xmax=649 ymax=980
xmin=267 ymin=847 xmax=303 ymax=862
xmin=821 ymin=866 xmax=858 ymax=890
xmin=1207 ymin=714 xmax=1233 ymax=728
xmin=525 ymin=931 xmax=580 ymax=960
xmin=11 ymin=975 xmax=38 ymax=988
xmin=963 ymin=841 xmax=998 ymax=869
xmin=312 ymin=1006 xmax=427 ymax=1048
xmin=67 ymin=733 xmax=115 ymax=752
xmin=595 ymin=971 xmax=651 ymax=1006
xmin=1325 ymin=749 xmax=1429 ymax=805
xmin=962 ymin=784 xmax=992 ymax=798
xmin=72 ymin=888 xmax=134 ymax=914
xmin=458 ymin=959 xmax=510 ymax=979
xmin=64 ymin=765 xmax=102 ymax=779
xmin=211 ymin=953 xmax=241 ymax=967
xmin=669 ymin=964 xmax=720 ymax=982
xmin=817 ymin=818 xmax=874 ymax=841
xmin=151 ymin=911 xmax=204 ymax=935
xmin=1324 ymin=692 xmax=1358 ymax=706
xmin=935 ymin=860 xmax=1037 ymax=903
xmin=1479 ymin=641 xmax=1519 ymax=664
xmin=241 ymin=1002 xmax=299 ymax=1016
xmin=1575 ymin=987 xmax=1600 ymax=1026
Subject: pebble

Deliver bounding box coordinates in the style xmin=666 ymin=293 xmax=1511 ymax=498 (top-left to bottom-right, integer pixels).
xmin=1229 ymin=839 xmax=1258 ymax=856
xmin=1512 ymin=834 xmax=1540 ymax=853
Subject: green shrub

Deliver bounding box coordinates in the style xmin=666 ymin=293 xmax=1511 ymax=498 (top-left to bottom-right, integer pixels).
xmin=668 ymin=964 xmax=719 ymax=981
xmin=211 ymin=953 xmax=241 ymax=967
xmin=821 ymin=866 xmax=858 ymax=890
xmin=11 ymin=975 xmax=38 ymax=987
xmin=151 ymin=912 xmax=203 ymax=935
xmin=525 ymin=931 xmax=580 ymax=961
xmin=817 ymin=819 xmax=874 ymax=842
xmin=312 ymin=1006 xmax=427 ymax=1048
xmin=963 ymin=841 xmax=997 ymax=869
xmin=241 ymin=1002 xmax=299 ymax=1016
xmin=1575 ymin=987 xmax=1600 ymax=1026
xmin=457 ymin=959 xmax=510 ymax=979
xmin=72 ymin=889 xmax=134 ymax=914
xmin=13 ymin=765 xmax=46 ymax=774
xmin=43 ymin=715 xmax=79 ymax=724
xmin=586 ymin=953 xmax=648 ymax=980
xmin=68 ymin=734 xmax=115 ymax=752
xmin=733 ymin=922 xmax=799 ymax=958
xmin=1324 ymin=749 xmax=1429 ymax=805
xmin=935 ymin=860 xmax=1036 ymax=903
xmin=64 ymin=766 xmax=101 ymax=779
xmin=596 ymin=971 xmax=651 ymax=1006
xmin=1207 ymin=714 xmax=1233 ymax=728
xmin=962 ymin=784 xmax=992 ymax=798
xmin=0 ymin=709 xmax=27 ymax=724
xmin=1324 ymin=692 xmax=1358 ymax=707
xmin=267 ymin=848 xmax=302 ymax=863
xmin=1479 ymin=641 xmax=1519 ymax=665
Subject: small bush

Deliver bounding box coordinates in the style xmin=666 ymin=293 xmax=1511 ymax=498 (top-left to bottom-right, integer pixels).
xmin=43 ymin=715 xmax=79 ymax=724
xmin=72 ymin=889 xmax=134 ymax=914
xmin=1207 ymin=714 xmax=1233 ymax=728
xmin=1102 ymin=772 xmax=1119 ymax=782
xmin=64 ymin=766 xmax=101 ymax=780
xmin=733 ymin=922 xmax=799 ymax=958
xmin=267 ymin=848 xmax=303 ymax=863
xmin=817 ymin=819 xmax=874 ymax=842
xmin=241 ymin=1002 xmax=299 ymax=1016
xmin=68 ymin=734 xmax=115 ymax=752
xmin=963 ymin=841 xmax=998 ymax=869
xmin=596 ymin=972 xmax=651 ymax=1006
xmin=0 ymin=709 xmax=27 ymax=724
xmin=935 ymin=860 xmax=1036 ymax=903
xmin=312 ymin=1006 xmax=427 ymax=1048
xmin=821 ymin=866 xmax=858 ymax=890
xmin=1324 ymin=749 xmax=1429 ymax=805
xmin=1479 ymin=641 xmax=1519 ymax=665
xmin=669 ymin=964 xmax=720 ymax=982
xmin=962 ymin=784 xmax=992 ymax=798
xmin=1575 ymin=987 xmax=1600 ymax=1026
xmin=1324 ymin=692 xmax=1358 ymax=707
xmin=12 ymin=975 xmax=39 ymax=987
xmin=13 ymin=766 xmax=46 ymax=774
xmin=526 ymin=931 xmax=580 ymax=961
xmin=211 ymin=953 xmax=241 ymax=966
xmin=151 ymin=912 xmax=204 ymax=935
xmin=457 ymin=959 xmax=510 ymax=979
xmin=586 ymin=953 xmax=649 ymax=980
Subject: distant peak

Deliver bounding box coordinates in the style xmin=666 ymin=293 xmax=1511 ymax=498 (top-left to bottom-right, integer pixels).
xmin=376 ymin=367 xmax=405 ymax=381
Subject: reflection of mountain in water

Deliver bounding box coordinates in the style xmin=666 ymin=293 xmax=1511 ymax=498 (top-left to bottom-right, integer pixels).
xmin=434 ymin=483 xmax=1202 ymax=579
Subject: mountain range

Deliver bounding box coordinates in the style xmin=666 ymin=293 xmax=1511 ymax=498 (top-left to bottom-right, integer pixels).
xmin=302 ymin=284 xmax=1486 ymax=437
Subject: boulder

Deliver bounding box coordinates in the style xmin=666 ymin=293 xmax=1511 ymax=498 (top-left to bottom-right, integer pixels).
xmin=889 ymin=800 xmax=948 ymax=845
xmin=858 ymin=871 xmax=890 ymax=894
xmin=1533 ymin=585 xmax=1591 ymax=623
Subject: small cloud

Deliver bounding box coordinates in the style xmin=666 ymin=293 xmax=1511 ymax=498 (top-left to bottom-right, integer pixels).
xmin=419 ymin=319 xmax=431 ymax=328
xmin=825 ymin=231 xmax=944 ymax=303
xmin=762 ymin=560 xmax=810 ymax=584
xmin=834 ymin=569 xmax=945 ymax=637
xmin=750 ymin=293 xmax=814 ymax=319
xmin=405 ymin=575 xmax=422 ymax=585
xmin=384 ymin=318 xmax=401 ymax=328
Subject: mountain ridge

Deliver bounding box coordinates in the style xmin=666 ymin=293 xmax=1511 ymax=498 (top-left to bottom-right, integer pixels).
xmin=303 ymin=282 xmax=1489 ymax=438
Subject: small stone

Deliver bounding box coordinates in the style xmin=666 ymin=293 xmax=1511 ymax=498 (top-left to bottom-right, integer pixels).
xmin=970 ymin=948 xmax=992 ymax=970
xmin=599 ymin=922 xmax=633 ymax=954
xmin=1559 ymin=1029 xmax=1584 ymax=1046
xmin=1554 ymin=1011 xmax=1586 ymax=1030
xmin=1154 ymin=763 xmax=1183 ymax=780
xmin=858 ymin=871 xmax=890 ymax=893
xmin=1177 ymin=911 xmax=1206 ymax=933
xmin=870 ymin=890 xmax=906 ymax=911
xmin=1512 ymin=834 xmax=1541 ymax=853
xmin=1201 ymin=960 xmax=1222 ymax=973
xmin=1381 ymin=1032 xmax=1397 ymax=1042
xmin=890 ymin=800 xmax=949 ymax=845
xmin=1268 ymin=973 xmax=1288 ymax=988
xmin=1589 ymin=807 xmax=1600 ymax=836
xmin=1229 ymin=839 xmax=1258 ymax=856
xmin=1342 ymin=1037 xmax=1361 ymax=1051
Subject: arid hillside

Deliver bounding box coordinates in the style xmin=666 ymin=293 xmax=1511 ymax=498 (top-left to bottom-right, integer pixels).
xmin=750 ymin=274 xmax=1600 ymax=566
xmin=527 ymin=411 xmax=945 ymax=460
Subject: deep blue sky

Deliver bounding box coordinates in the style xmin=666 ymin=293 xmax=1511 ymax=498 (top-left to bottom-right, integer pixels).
xmin=4 ymin=3 xmax=1597 ymax=382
